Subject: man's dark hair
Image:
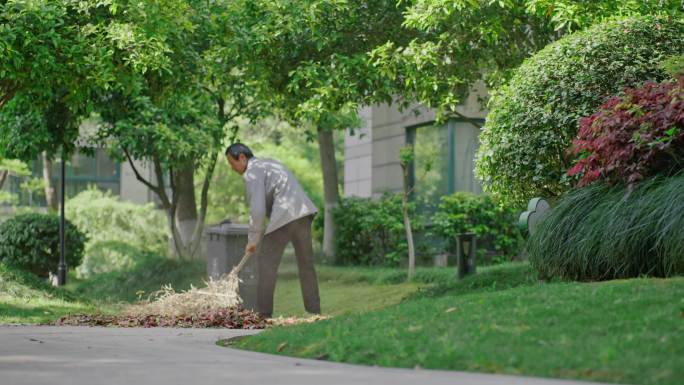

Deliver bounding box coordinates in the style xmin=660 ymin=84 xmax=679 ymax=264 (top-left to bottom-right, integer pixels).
xmin=225 ymin=143 xmax=254 ymax=160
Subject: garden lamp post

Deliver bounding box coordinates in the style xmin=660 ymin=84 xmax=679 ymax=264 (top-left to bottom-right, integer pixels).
xmin=57 ymin=151 xmax=66 ymax=286
xmin=456 ymin=232 xmax=476 ymax=279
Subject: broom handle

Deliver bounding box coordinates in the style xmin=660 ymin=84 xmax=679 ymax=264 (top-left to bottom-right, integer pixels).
xmin=230 ymin=251 xmax=255 ymax=276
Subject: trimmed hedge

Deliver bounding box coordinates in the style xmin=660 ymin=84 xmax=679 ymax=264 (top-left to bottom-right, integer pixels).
xmin=476 ymin=16 xmax=684 ymax=206
xmin=432 ymin=192 xmax=523 ymax=264
xmin=528 ymin=173 xmax=684 ymax=281
xmin=333 ymin=194 xmax=420 ymax=266
xmin=334 ymin=192 xmax=521 ymax=267
xmin=0 ymin=213 xmax=86 ymax=277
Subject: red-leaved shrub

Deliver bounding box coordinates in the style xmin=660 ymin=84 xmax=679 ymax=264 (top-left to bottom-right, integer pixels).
xmin=568 ymin=77 xmax=684 ymax=187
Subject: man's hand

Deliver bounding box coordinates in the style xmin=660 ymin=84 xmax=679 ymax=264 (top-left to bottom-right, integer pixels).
xmin=245 ymin=243 xmax=257 ymax=255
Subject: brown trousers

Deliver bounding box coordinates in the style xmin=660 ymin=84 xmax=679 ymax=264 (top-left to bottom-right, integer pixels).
xmin=256 ymin=215 xmax=320 ymax=317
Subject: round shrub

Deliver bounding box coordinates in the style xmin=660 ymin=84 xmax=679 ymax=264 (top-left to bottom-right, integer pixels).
xmin=476 ymin=16 xmax=684 ymax=206
xmin=0 ymin=213 xmax=86 ymax=277
xmin=528 ymin=173 xmax=684 ymax=281
xmin=431 ymin=192 xmax=523 ymax=265
xmin=568 ymin=76 xmax=684 ymax=187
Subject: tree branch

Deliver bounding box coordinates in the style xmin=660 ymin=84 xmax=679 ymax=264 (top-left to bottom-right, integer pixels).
xmin=166 ymin=164 xmax=186 ymax=258
xmin=123 ymin=147 xmax=162 ymax=196
xmin=447 ymin=110 xmax=483 ymax=129
xmin=151 ymin=154 xmax=171 ymax=209
xmin=190 ymin=153 xmax=218 ymax=258
xmin=0 ymin=170 xmax=8 ymax=190
xmin=0 ymin=87 xmax=18 ymax=109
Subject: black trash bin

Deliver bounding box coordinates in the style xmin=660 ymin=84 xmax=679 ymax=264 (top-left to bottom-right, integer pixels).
xmin=205 ymin=221 xmax=258 ymax=311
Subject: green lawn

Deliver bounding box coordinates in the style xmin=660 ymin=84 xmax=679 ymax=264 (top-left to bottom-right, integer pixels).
xmin=1 ymin=252 xmax=424 ymax=323
xmin=0 ymin=264 xmax=112 ymax=324
xmin=232 ymin=263 xmax=684 ymax=385
xmin=273 ymin=261 xmax=419 ymax=317
xmin=65 ymin=254 xmax=208 ymax=303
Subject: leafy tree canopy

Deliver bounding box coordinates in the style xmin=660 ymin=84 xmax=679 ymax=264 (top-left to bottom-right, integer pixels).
xmin=371 ymin=0 xmax=684 ymax=116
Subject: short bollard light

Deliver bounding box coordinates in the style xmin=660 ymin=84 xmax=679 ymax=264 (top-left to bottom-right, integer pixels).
xmin=456 ymin=232 xmax=476 ymax=279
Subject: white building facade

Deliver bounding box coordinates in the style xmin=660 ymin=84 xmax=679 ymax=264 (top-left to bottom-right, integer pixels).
xmin=344 ymin=86 xmax=487 ymax=203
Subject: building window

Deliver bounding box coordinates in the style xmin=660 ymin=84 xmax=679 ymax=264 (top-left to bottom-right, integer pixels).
xmin=406 ymin=119 xmax=483 ymax=210
xmin=7 ymin=148 xmax=120 ymax=207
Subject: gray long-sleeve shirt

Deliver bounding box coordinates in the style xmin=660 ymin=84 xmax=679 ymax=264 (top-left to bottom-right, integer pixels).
xmin=243 ymin=157 xmax=318 ymax=245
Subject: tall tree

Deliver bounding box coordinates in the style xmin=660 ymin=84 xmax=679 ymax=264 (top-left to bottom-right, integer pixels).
xmin=95 ymin=0 xmax=267 ymax=259
xmin=0 ymin=0 xmax=169 ymax=211
xmin=371 ymin=0 xmax=684 ymax=117
xmin=228 ymin=0 xmax=412 ymax=261
xmin=0 ymin=0 xmax=99 ymax=109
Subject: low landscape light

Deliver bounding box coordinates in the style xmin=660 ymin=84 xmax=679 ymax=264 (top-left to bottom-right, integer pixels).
xmin=456 ymin=232 xmax=476 ymax=279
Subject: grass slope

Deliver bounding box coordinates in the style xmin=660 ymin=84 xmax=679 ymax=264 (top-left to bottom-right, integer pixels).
xmin=233 ymin=264 xmax=684 ymax=385
xmin=0 ymin=264 xmax=104 ymax=324
xmin=66 ymin=255 xmax=208 ymax=303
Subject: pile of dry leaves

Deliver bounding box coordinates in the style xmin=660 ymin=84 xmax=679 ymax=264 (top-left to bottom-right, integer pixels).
xmin=50 ymin=274 xmax=329 ymax=329
xmin=51 ymin=307 xmax=269 ymax=329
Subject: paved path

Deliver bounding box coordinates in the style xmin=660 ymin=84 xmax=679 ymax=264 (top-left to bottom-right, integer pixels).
xmin=0 ymin=326 xmax=614 ymax=385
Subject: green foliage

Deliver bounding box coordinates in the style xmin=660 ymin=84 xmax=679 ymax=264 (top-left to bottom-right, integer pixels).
xmin=476 ymin=16 xmax=684 ymax=206
xmin=334 ymin=195 xmax=421 ymax=266
xmin=0 ymin=191 xmax=17 ymax=205
xmin=227 ymin=0 xmax=410 ymax=127
xmin=568 ymin=77 xmax=684 ymax=187
xmin=0 ymin=0 xmax=110 ymax=109
xmin=0 ymin=213 xmax=86 ymax=277
xmin=65 ymin=188 xmax=168 ymax=278
xmin=0 ymin=95 xmax=80 ymax=161
xmin=373 ymin=0 xmax=682 ymax=116
xmin=432 ymin=192 xmax=523 ymax=264
xmin=0 ymin=0 xmax=173 ymax=161
xmin=399 ymin=145 xmax=415 ymax=167
xmin=528 ymin=173 xmax=684 ymax=281
xmin=661 ymin=55 xmax=684 ymax=78
xmin=524 ymin=0 xmax=683 ymax=32
xmin=0 ymin=159 xmax=29 ymax=177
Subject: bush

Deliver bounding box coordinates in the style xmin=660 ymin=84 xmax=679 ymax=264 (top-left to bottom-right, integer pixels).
xmin=528 ymin=173 xmax=684 ymax=281
xmin=476 ymin=16 xmax=684 ymax=206
xmin=568 ymin=77 xmax=684 ymax=187
xmin=334 ymin=194 xmax=422 ymax=266
xmin=0 ymin=213 xmax=86 ymax=277
xmin=431 ymin=192 xmax=523 ymax=265
xmin=66 ymin=188 xmax=169 ymax=278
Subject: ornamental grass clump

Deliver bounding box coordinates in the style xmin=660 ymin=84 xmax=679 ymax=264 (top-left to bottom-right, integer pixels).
xmin=528 ymin=173 xmax=684 ymax=281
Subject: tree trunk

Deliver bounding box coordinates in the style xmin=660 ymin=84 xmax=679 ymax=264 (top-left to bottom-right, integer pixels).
xmin=401 ymin=163 xmax=416 ymax=280
xmin=317 ymin=126 xmax=340 ymax=263
xmin=42 ymin=152 xmax=58 ymax=211
xmin=173 ymin=163 xmax=199 ymax=260
xmin=0 ymin=170 xmax=8 ymax=190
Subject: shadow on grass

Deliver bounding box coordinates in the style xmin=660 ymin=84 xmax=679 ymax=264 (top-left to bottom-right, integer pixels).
xmin=66 ymin=254 xmax=207 ymax=303
xmin=408 ymin=262 xmax=546 ymax=300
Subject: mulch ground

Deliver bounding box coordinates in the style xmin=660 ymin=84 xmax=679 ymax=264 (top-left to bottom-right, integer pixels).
xmin=48 ymin=307 xmax=270 ymax=329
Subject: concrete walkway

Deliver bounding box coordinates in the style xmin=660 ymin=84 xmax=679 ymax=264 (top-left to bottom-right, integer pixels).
xmin=0 ymin=326 xmax=614 ymax=385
